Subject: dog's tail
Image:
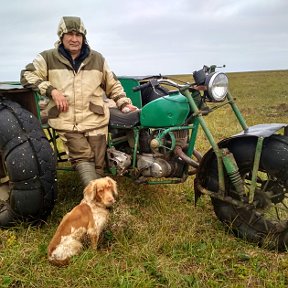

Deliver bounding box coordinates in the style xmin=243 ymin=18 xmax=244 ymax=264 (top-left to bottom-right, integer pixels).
xmin=47 ymin=236 xmax=83 ymax=267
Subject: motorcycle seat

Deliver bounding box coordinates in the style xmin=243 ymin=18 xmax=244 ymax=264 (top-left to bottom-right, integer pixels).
xmin=109 ymin=108 xmax=140 ymax=128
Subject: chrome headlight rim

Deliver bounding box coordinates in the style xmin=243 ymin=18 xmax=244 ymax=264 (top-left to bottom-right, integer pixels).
xmin=206 ymin=72 xmax=228 ymax=102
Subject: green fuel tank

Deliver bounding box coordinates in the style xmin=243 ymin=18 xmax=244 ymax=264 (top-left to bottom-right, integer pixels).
xmin=140 ymin=93 xmax=190 ymax=127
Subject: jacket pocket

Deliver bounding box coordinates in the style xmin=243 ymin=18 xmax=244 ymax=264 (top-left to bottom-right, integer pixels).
xmin=89 ymin=102 xmax=104 ymax=115
xmin=48 ymin=106 xmax=60 ymax=118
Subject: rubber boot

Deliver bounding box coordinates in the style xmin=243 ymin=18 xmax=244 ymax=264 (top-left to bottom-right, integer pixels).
xmin=75 ymin=161 xmax=99 ymax=187
xmin=88 ymin=134 xmax=107 ymax=177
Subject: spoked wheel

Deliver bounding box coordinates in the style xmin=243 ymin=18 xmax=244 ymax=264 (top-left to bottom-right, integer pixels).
xmin=203 ymin=135 xmax=288 ymax=251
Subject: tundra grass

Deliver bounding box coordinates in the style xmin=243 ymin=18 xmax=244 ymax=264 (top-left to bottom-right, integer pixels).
xmin=1 ymin=70 xmax=288 ymax=288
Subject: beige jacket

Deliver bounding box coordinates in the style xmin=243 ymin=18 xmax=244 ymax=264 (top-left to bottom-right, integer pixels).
xmin=20 ymin=45 xmax=131 ymax=132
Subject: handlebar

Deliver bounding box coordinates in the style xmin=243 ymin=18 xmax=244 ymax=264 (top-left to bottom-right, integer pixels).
xmin=132 ymin=78 xmax=190 ymax=92
xmin=132 ymin=64 xmax=225 ymax=92
xmin=132 ymin=81 xmax=151 ymax=92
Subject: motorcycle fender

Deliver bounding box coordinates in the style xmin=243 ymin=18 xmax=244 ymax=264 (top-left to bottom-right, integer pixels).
xmin=194 ymin=123 xmax=287 ymax=204
xmin=199 ymin=122 xmax=287 ymax=173
xmin=233 ymin=123 xmax=287 ymax=138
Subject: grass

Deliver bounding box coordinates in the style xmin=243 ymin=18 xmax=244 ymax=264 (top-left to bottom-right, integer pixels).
xmin=1 ymin=69 xmax=288 ymax=287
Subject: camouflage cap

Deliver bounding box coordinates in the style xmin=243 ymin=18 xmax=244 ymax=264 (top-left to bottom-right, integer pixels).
xmin=57 ymin=16 xmax=87 ymax=39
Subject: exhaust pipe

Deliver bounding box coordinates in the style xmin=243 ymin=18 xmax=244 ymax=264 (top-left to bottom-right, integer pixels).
xmin=174 ymin=146 xmax=202 ymax=168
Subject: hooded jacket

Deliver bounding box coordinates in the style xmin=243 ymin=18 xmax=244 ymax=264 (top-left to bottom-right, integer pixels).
xmin=20 ymin=16 xmax=131 ymax=132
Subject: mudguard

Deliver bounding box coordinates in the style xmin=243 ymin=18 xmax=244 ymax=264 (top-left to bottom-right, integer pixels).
xmin=234 ymin=123 xmax=287 ymax=137
xmin=0 ymin=99 xmax=57 ymax=227
xmin=194 ymin=123 xmax=288 ymax=199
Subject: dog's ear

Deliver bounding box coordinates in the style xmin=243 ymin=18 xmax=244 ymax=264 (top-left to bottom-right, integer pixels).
xmin=106 ymin=177 xmax=118 ymax=197
xmin=83 ymin=181 xmax=97 ymax=202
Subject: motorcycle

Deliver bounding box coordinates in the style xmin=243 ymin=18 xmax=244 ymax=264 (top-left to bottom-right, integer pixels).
xmin=0 ymin=65 xmax=288 ymax=251
xmin=107 ymin=65 xmax=288 ymax=251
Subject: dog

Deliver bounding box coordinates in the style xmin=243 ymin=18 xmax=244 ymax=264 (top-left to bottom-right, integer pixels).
xmin=47 ymin=176 xmax=117 ymax=266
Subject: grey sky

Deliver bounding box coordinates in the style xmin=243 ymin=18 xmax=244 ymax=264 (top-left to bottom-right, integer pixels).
xmin=0 ymin=0 xmax=287 ymax=81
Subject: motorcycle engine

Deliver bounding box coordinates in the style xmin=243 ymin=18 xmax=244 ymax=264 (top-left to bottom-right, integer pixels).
xmin=107 ymin=129 xmax=187 ymax=178
xmin=107 ymin=147 xmax=131 ymax=175
xmin=137 ymin=154 xmax=172 ymax=178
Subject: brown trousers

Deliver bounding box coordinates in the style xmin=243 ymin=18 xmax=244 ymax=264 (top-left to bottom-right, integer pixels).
xmin=57 ymin=127 xmax=107 ymax=175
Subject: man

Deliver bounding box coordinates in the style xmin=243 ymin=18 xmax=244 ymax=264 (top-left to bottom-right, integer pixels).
xmin=21 ymin=16 xmax=137 ymax=186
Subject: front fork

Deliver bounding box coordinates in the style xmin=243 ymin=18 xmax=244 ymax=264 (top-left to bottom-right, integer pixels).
xmin=221 ymin=137 xmax=264 ymax=202
xmin=182 ymin=89 xmax=264 ymax=200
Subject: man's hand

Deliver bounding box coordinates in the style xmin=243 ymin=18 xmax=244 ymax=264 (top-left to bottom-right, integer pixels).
xmin=51 ymin=89 xmax=69 ymax=112
xmin=121 ymin=104 xmax=138 ymax=113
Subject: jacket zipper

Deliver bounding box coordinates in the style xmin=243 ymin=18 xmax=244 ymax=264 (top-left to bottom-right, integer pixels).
xmin=72 ymin=70 xmax=77 ymax=130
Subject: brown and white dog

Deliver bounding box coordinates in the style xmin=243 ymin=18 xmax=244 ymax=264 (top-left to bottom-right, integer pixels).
xmin=47 ymin=176 xmax=117 ymax=266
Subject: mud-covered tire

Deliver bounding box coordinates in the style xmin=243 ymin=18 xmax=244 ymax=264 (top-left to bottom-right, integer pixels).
xmin=0 ymin=99 xmax=57 ymax=227
xmin=201 ymin=135 xmax=288 ymax=251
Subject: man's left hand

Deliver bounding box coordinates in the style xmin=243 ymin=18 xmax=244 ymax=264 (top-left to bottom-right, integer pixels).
xmin=121 ymin=104 xmax=139 ymax=113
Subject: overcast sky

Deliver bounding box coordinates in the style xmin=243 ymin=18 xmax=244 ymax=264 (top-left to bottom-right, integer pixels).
xmin=0 ymin=0 xmax=287 ymax=81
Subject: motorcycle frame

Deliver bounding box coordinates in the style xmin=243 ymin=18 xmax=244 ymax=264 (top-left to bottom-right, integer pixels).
xmin=107 ymin=81 xmax=286 ymax=193
xmin=107 ymin=85 xmax=254 ymax=189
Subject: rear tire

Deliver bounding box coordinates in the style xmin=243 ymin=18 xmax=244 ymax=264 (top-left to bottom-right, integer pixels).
xmin=204 ymin=135 xmax=288 ymax=251
xmin=0 ymin=99 xmax=57 ymax=227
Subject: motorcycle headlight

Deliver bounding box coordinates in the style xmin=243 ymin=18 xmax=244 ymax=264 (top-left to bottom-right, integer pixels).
xmin=205 ymin=72 xmax=228 ymax=102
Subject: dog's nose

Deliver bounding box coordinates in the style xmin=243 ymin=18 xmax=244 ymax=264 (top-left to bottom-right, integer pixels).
xmin=106 ymin=196 xmax=115 ymax=206
xmin=109 ymin=197 xmax=116 ymax=204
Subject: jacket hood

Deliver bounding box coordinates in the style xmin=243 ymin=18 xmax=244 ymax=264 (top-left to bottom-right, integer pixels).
xmin=57 ymin=16 xmax=87 ymax=39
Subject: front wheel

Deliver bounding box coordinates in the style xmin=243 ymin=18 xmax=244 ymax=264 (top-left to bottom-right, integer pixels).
xmin=203 ymin=135 xmax=288 ymax=251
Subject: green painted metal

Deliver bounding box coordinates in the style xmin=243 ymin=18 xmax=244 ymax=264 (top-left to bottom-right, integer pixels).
xmin=185 ymin=89 xmax=200 ymax=155
xmin=132 ymin=127 xmax=140 ymax=168
xmin=153 ymin=126 xmax=194 ymax=151
xmin=146 ymin=179 xmax=182 ymax=184
xmin=119 ymin=77 xmax=142 ymax=108
xmin=33 ymin=92 xmax=42 ymax=123
xmin=249 ymin=137 xmax=264 ymax=203
xmin=221 ymin=148 xmax=244 ymax=196
xmin=181 ymin=89 xmax=225 ymax=192
xmin=187 ymin=118 xmax=200 ymax=157
xmin=109 ymin=166 xmax=117 ymax=176
xmin=140 ymin=93 xmax=190 ymax=127
xmin=227 ymin=91 xmax=248 ymax=131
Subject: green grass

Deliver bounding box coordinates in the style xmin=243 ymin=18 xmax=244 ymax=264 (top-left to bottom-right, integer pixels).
xmin=1 ymin=70 xmax=288 ymax=288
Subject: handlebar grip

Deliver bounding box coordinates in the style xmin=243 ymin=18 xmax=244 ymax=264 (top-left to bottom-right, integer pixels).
xmin=132 ymin=81 xmax=151 ymax=92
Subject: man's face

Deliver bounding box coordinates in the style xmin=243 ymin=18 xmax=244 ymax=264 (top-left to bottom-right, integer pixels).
xmin=62 ymin=31 xmax=83 ymax=56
